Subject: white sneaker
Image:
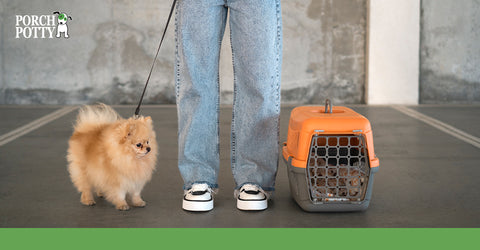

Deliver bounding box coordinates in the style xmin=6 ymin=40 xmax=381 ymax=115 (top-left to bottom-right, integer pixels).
xmin=236 ymin=184 xmax=268 ymax=211
xmin=182 ymin=183 xmax=214 ymax=212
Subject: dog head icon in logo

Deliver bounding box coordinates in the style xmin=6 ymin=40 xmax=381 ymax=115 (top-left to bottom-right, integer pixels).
xmin=53 ymin=11 xmax=72 ymax=38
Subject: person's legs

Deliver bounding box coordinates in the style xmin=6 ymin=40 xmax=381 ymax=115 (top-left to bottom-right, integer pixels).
xmin=227 ymin=0 xmax=283 ymax=194
xmin=175 ymin=0 xmax=228 ymax=190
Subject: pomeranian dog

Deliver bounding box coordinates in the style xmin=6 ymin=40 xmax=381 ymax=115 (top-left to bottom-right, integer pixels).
xmin=67 ymin=104 xmax=157 ymax=210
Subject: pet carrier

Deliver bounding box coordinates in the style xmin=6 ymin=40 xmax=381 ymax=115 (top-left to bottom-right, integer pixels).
xmin=282 ymin=100 xmax=379 ymax=212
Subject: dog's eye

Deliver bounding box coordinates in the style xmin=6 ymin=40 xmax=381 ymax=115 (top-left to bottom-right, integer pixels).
xmin=136 ymin=143 xmax=142 ymax=148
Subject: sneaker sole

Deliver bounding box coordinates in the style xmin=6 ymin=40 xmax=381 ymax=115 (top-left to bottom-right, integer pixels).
xmin=237 ymin=199 xmax=267 ymax=211
xmin=182 ymin=199 xmax=214 ymax=212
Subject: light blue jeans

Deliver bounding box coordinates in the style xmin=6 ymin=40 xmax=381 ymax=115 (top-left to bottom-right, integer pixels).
xmin=175 ymin=0 xmax=282 ymax=193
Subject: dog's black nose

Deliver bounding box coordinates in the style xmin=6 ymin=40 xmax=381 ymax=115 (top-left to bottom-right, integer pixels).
xmin=146 ymin=147 xmax=151 ymax=152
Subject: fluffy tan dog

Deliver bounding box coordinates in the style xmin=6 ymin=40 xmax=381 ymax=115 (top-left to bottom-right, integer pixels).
xmin=67 ymin=104 xmax=157 ymax=210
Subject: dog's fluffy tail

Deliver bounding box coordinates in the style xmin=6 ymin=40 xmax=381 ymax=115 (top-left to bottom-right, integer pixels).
xmin=74 ymin=103 xmax=121 ymax=132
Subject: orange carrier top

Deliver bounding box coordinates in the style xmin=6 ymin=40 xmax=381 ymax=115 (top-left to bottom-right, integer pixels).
xmin=282 ymin=105 xmax=379 ymax=169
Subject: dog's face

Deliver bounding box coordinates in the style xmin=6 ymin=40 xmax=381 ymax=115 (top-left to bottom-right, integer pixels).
xmin=57 ymin=13 xmax=69 ymax=25
xmin=120 ymin=116 xmax=156 ymax=158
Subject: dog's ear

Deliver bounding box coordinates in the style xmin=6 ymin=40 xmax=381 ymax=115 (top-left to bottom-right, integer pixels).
xmin=143 ymin=116 xmax=153 ymax=128
xmin=119 ymin=121 xmax=136 ymax=142
xmin=126 ymin=123 xmax=136 ymax=137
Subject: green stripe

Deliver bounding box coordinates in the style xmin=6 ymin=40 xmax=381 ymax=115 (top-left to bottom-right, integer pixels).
xmin=1 ymin=228 xmax=477 ymax=250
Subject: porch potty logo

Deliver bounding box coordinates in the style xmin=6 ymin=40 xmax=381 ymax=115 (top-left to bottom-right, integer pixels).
xmin=15 ymin=11 xmax=72 ymax=39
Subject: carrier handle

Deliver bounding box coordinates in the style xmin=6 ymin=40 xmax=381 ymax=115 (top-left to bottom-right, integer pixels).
xmin=325 ymin=99 xmax=333 ymax=113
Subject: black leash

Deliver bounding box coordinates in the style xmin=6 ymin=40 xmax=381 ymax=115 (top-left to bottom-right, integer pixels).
xmin=135 ymin=0 xmax=177 ymax=117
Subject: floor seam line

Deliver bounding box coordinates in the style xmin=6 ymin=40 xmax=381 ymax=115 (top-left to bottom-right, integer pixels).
xmin=0 ymin=106 xmax=78 ymax=147
xmin=391 ymin=105 xmax=480 ymax=149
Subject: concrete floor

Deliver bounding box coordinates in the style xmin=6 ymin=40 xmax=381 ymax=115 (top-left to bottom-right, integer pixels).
xmin=0 ymin=105 xmax=479 ymax=228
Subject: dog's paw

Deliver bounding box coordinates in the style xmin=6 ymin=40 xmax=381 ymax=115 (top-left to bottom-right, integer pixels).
xmin=132 ymin=200 xmax=146 ymax=207
xmin=81 ymin=193 xmax=96 ymax=206
xmin=81 ymin=199 xmax=96 ymax=206
xmin=96 ymin=191 xmax=104 ymax=198
xmin=116 ymin=204 xmax=130 ymax=211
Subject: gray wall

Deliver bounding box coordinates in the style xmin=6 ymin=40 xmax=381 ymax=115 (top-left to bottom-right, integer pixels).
xmin=420 ymin=0 xmax=480 ymax=104
xmin=0 ymin=0 xmax=367 ymax=105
